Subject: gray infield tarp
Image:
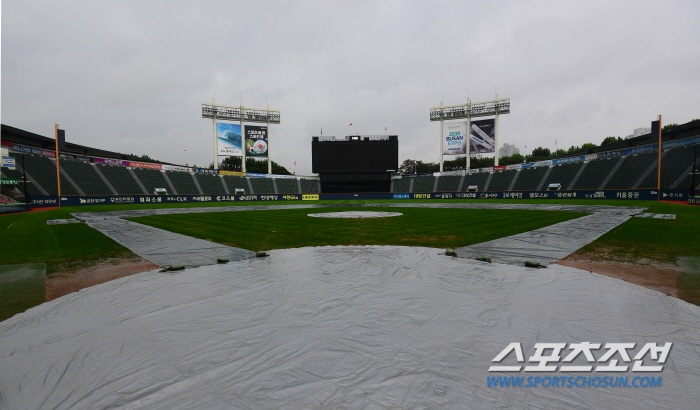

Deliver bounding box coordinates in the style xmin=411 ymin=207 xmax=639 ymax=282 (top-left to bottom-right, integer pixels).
xmin=1 ymin=246 xmax=699 ymax=409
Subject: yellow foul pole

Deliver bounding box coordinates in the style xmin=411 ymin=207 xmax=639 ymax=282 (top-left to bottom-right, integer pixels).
xmin=55 ymin=124 xmax=61 ymax=207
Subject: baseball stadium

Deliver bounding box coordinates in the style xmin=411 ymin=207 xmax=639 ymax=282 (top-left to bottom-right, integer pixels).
xmin=1 ymin=114 xmax=699 ymax=408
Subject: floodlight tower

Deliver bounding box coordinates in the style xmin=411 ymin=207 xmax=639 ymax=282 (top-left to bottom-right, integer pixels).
xmin=430 ymin=95 xmax=510 ymax=171
xmin=201 ymin=100 xmax=280 ymax=172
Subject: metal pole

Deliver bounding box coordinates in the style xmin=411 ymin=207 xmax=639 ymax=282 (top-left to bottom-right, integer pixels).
xmin=692 ymin=145 xmax=697 ymax=197
xmin=22 ymin=154 xmax=29 ymax=204
xmin=55 ymin=124 xmax=61 ymax=207
xmin=657 ymin=114 xmax=662 ymax=201
xmin=494 ymin=93 xmax=500 ymax=167
xmin=466 ymin=98 xmax=471 ymax=169
xmin=240 ymin=102 xmax=247 ymax=173
xmin=267 ymin=103 xmax=272 ymax=175
xmin=212 ymin=98 xmax=218 ymax=170
xmin=439 ymin=101 xmax=444 ymax=173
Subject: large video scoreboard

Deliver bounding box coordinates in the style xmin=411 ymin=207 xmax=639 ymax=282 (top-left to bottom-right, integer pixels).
xmin=312 ymin=136 xmax=398 ymax=174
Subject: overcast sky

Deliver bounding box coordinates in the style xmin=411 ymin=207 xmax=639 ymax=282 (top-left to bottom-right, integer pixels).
xmin=2 ymin=1 xmax=699 ymax=174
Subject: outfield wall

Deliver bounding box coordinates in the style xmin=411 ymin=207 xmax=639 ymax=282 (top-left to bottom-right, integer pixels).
xmin=25 ymin=189 xmax=691 ymax=208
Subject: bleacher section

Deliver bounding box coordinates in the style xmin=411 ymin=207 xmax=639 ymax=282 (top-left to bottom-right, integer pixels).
xmin=275 ymin=178 xmax=299 ymax=194
xmin=222 ymin=175 xmax=248 ymax=194
xmin=300 ymin=179 xmax=318 ymax=194
xmin=58 ymin=169 xmax=81 ymax=196
xmin=249 ymin=178 xmax=275 ymax=194
xmin=542 ymin=162 xmax=583 ymax=190
xmin=60 ymin=160 xmax=112 ymax=195
xmin=166 ymin=171 xmax=199 ymax=194
xmin=487 ymin=170 xmax=517 ymax=191
xmin=639 ymin=145 xmax=700 ymax=189
xmin=393 ymin=178 xmax=411 ymax=193
xmin=98 ymin=164 xmax=143 ymax=195
xmin=194 ymin=173 xmax=225 ymax=195
xmin=19 ymin=154 xmax=58 ymax=195
xmin=412 ymin=177 xmax=435 ymax=193
xmin=605 ymin=152 xmax=657 ymax=190
xmin=461 ymin=172 xmax=489 ymax=191
xmin=436 ymin=175 xmax=461 ymax=192
xmin=133 ymin=168 xmax=170 ymax=195
xmin=512 ymin=166 xmax=549 ymax=191
xmin=573 ymin=158 xmax=620 ymax=190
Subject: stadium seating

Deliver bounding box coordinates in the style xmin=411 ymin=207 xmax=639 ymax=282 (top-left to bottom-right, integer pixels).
xmin=60 ymin=160 xmax=113 ymax=195
xmin=16 ymin=154 xmax=58 ymax=195
xmin=275 ymin=178 xmax=299 ymax=194
xmin=605 ymin=151 xmax=657 ymax=189
xmin=460 ymin=172 xmax=489 ymax=191
xmin=166 ymin=171 xmax=199 ymax=195
xmin=194 ymin=173 xmax=226 ymax=195
xmin=487 ymin=170 xmax=517 ymax=191
xmin=392 ymin=178 xmax=411 ymax=193
xmin=249 ymin=178 xmax=275 ymax=194
xmin=412 ymin=177 xmax=435 ymax=193
xmin=300 ymin=179 xmax=318 ymax=193
xmin=132 ymin=168 xmax=171 ymax=195
xmin=98 ymin=164 xmax=143 ymax=195
xmin=573 ymin=157 xmax=620 ymax=190
xmin=639 ymin=145 xmax=700 ymax=189
xmin=541 ymin=162 xmax=583 ymax=190
xmin=512 ymin=166 xmax=549 ymax=191
xmin=436 ymin=175 xmax=461 ymax=192
xmin=221 ymin=175 xmax=248 ymax=194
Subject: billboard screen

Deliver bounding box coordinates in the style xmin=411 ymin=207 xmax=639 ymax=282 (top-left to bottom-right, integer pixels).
xmin=245 ymin=125 xmax=268 ymax=158
xmin=443 ymin=122 xmax=467 ymax=155
xmin=217 ymin=123 xmax=243 ymax=156
xmin=312 ymin=137 xmax=398 ymax=173
xmin=470 ymin=119 xmax=495 ymax=153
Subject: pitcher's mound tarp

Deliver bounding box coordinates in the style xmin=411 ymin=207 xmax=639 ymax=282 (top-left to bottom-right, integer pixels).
xmin=1 ymin=246 xmax=699 ymax=409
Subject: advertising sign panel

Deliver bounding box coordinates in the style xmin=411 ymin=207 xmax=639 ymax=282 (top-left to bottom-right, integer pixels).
xmin=2 ymin=156 xmax=15 ymax=169
xmin=443 ymin=122 xmax=467 ymax=155
xmin=245 ymin=125 xmax=268 ymax=158
xmin=470 ymin=119 xmax=495 ymax=153
xmin=217 ymin=123 xmax=243 ymax=156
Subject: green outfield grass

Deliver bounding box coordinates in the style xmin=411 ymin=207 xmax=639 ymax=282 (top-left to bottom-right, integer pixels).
xmin=126 ymin=207 xmax=584 ymax=251
xmin=1 ymin=198 xmax=698 ymax=320
xmin=0 ymin=264 xmax=46 ymax=322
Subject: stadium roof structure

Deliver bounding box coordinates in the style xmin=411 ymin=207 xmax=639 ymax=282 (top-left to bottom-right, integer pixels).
xmin=1 ymin=124 xmax=181 ymax=166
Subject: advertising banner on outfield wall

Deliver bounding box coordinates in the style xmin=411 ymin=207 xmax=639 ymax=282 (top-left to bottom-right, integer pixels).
xmin=217 ymin=123 xmax=243 ymax=156
xmin=443 ymin=122 xmax=467 ymax=155
xmin=245 ymin=125 xmax=268 ymax=158
xmin=470 ymin=119 xmax=495 ymax=153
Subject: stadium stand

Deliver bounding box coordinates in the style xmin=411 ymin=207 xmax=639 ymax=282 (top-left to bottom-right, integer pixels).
xmin=221 ymin=175 xmax=248 ymax=194
xmin=412 ymin=176 xmax=436 ymax=193
xmin=638 ymin=145 xmax=700 ymax=189
xmin=98 ymin=164 xmax=143 ymax=195
xmin=487 ymin=170 xmax=517 ymax=191
xmin=57 ymin=167 xmax=81 ymax=196
xmin=249 ymin=178 xmax=275 ymax=194
xmin=605 ymin=151 xmax=658 ymax=190
xmin=512 ymin=166 xmax=549 ymax=191
xmin=573 ymin=157 xmax=621 ymax=190
xmin=541 ymin=162 xmax=583 ymax=190
xmin=132 ymin=168 xmax=171 ymax=195
xmin=460 ymin=172 xmax=490 ymax=191
xmin=165 ymin=171 xmax=199 ymax=194
xmin=300 ymin=179 xmax=318 ymax=194
xmin=194 ymin=173 xmax=225 ymax=195
xmin=59 ymin=160 xmax=113 ymax=195
xmin=393 ymin=178 xmax=411 ymax=193
xmin=275 ymin=178 xmax=299 ymax=194
xmin=17 ymin=154 xmax=58 ymax=195
xmin=436 ymin=175 xmax=461 ymax=192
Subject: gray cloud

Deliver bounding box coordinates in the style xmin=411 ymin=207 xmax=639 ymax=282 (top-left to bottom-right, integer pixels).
xmin=3 ymin=0 xmax=699 ymax=174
